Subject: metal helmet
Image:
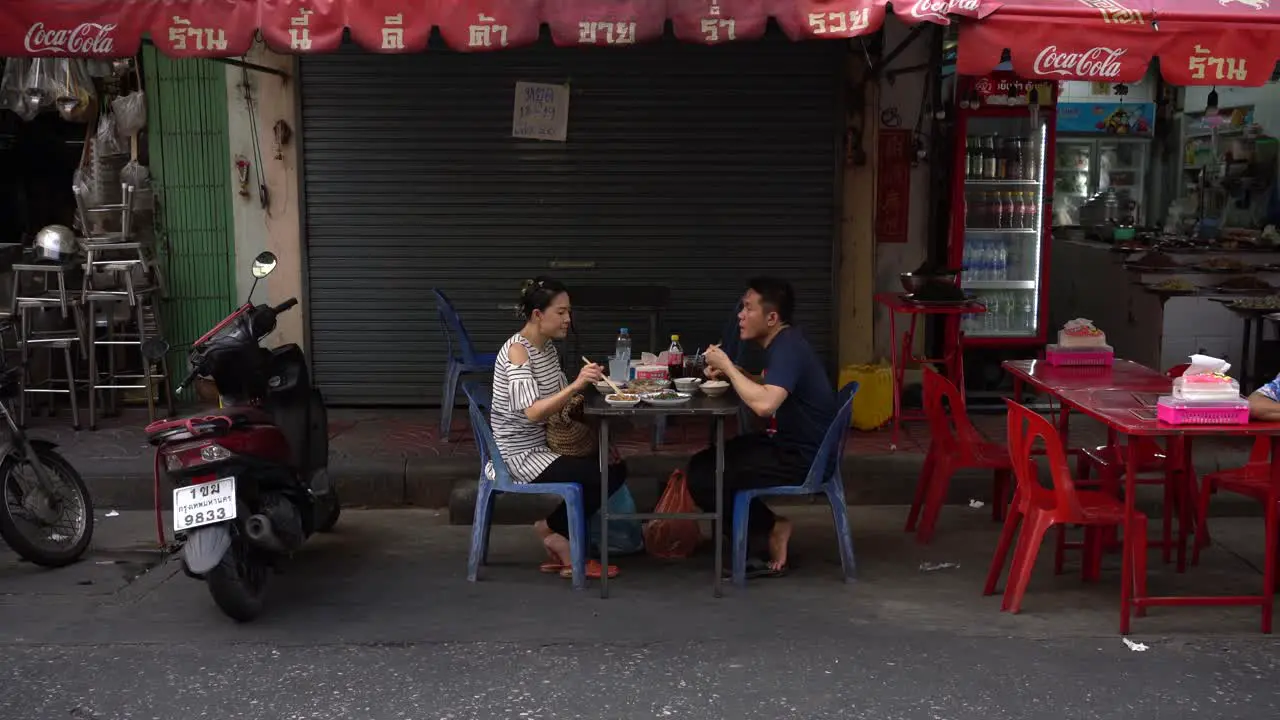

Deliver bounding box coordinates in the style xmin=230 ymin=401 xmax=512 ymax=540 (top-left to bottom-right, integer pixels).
xmin=34 ymin=224 xmax=80 ymax=264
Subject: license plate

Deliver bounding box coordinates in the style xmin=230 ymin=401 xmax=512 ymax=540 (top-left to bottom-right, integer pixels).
xmin=173 ymin=477 xmax=237 ymax=533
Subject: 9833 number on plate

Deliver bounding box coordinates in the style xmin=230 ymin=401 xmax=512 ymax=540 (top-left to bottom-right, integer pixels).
xmin=173 ymin=477 xmax=237 ymax=532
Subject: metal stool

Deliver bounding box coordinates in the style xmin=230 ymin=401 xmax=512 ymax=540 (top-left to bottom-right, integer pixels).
xmin=86 ymin=289 xmax=173 ymax=429
xmin=17 ymin=302 xmax=83 ymax=430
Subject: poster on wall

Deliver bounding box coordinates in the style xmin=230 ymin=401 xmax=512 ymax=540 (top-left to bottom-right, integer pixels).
xmin=512 ymin=81 xmax=570 ymax=142
xmin=1056 ymin=102 xmax=1155 ymax=136
xmin=876 ymin=129 xmax=912 ymax=244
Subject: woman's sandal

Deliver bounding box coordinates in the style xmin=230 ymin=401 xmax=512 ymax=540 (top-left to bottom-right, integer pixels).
xmin=559 ymin=559 xmax=619 ymax=579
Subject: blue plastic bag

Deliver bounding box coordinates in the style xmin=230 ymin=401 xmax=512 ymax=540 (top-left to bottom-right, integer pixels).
xmin=589 ymin=486 xmax=644 ymax=557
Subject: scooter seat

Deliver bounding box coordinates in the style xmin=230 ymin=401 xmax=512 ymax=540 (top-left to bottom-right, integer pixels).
xmin=145 ymin=407 xmax=274 ymax=443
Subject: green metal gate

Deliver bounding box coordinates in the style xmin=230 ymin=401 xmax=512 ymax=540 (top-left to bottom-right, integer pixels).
xmin=141 ymin=48 xmax=236 ymax=385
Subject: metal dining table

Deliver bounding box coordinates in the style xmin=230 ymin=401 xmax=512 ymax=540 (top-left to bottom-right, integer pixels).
xmin=583 ymin=391 xmax=739 ymax=598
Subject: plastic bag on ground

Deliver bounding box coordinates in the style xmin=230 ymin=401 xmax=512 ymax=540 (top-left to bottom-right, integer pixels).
xmin=589 ymin=486 xmax=644 ymax=557
xmin=112 ymin=91 xmax=146 ymax=138
xmin=643 ymin=469 xmax=702 ymax=559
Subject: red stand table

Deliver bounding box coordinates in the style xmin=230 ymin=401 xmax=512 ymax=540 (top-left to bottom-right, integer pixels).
xmin=874 ymin=292 xmax=986 ymax=448
xmin=1005 ymin=357 xmax=1280 ymax=634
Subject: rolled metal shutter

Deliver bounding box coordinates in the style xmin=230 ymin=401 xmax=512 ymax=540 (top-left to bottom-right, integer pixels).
xmin=300 ymin=33 xmax=842 ymax=406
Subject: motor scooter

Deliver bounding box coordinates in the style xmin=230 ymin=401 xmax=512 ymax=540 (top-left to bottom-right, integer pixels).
xmin=143 ymin=252 xmax=337 ymax=621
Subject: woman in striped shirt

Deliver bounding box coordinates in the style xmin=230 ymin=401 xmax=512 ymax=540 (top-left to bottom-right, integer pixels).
xmin=491 ymin=277 xmax=627 ymax=579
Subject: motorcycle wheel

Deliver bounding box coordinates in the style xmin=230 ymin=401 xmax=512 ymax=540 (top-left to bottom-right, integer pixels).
xmin=314 ymin=492 xmax=340 ymax=533
xmin=0 ymin=445 xmax=94 ymax=567
xmin=206 ymin=537 xmax=268 ymax=622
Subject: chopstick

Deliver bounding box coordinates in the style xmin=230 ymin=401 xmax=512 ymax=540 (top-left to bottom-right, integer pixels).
xmin=583 ymin=356 xmax=624 ymax=396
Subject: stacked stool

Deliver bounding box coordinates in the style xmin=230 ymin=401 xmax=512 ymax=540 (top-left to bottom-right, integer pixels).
xmin=12 ymin=250 xmax=87 ymax=429
xmin=75 ymin=183 xmax=173 ymax=430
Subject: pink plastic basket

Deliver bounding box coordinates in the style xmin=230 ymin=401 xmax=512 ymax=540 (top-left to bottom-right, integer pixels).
xmin=1044 ymin=345 xmax=1114 ymax=367
xmin=1156 ymin=397 xmax=1249 ymax=425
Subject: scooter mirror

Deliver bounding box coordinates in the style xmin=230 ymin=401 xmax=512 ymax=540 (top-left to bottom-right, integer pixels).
xmin=141 ymin=337 xmax=170 ymax=362
xmin=251 ymin=251 xmax=278 ymax=279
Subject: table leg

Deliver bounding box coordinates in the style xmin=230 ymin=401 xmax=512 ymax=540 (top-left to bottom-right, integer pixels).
xmin=1264 ymin=437 xmax=1280 ymax=634
xmin=1176 ymin=437 xmax=1192 ymax=574
xmin=1121 ymin=440 xmax=1140 ymax=633
xmin=598 ymin=418 xmax=611 ymax=599
xmin=888 ymin=310 xmax=902 ymax=449
xmin=714 ymin=416 xmax=725 ymax=598
xmin=1252 ymin=317 xmax=1265 ymax=395
xmin=1241 ymin=318 xmax=1253 ymax=395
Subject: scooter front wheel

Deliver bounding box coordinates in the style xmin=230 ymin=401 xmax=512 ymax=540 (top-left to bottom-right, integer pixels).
xmin=206 ymin=537 xmax=269 ymax=622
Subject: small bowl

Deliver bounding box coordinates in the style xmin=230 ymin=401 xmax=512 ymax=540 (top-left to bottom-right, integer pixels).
xmin=595 ymin=381 xmax=625 ymax=394
xmin=700 ymin=380 xmax=730 ymax=397
xmin=672 ymin=377 xmax=702 ymax=392
xmin=604 ymin=393 xmax=641 ymax=408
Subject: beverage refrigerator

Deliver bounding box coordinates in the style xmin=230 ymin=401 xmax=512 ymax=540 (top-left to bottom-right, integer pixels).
xmin=946 ymin=73 xmax=1058 ymax=349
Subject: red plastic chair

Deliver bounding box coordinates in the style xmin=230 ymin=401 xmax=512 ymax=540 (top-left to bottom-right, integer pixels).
xmin=1074 ymin=363 xmax=1192 ymax=564
xmin=984 ymin=400 xmax=1148 ymax=633
xmin=906 ymin=366 xmax=1011 ymax=544
xmin=1192 ymin=436 xmax=1271 ymax=567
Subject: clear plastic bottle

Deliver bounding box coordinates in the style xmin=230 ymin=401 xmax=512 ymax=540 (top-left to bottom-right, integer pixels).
xmin=1020 ymin=292 xmax=1035 ymax=333
xmin=614 ymin=328 xmax=632 ymax=379
xmin=995 ymin=240 xmax=1008 ymax=281
xmin=986 ymin=292 xmax=1002 ymax=333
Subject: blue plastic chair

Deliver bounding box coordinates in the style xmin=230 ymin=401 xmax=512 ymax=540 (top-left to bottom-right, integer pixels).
xmin=434 ymin=289 xmax=498 ymax=441
xmin=730 ymin=381 xmax=859 ymax=587
xmin=463 ymin=381 xmax=588 ymax=589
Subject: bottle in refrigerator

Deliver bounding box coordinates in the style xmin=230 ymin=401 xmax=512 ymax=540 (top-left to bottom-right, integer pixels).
xmin=966 ymin=136 xmax=980 ymax=179
xmin=1020 ymin=292 xmax=1034 ymax=333
xmin=1019 ymin=193 xmax=1037 ymax=230
xmin=1001 ymin=192 xmax=1016 ymax=229
xmin=1007 ymin=138 xmax=1023 ymax=180
xmin=982 ymin=136 xmax=997 ymax=179
xmin=994 ymin=240 xmax=1007 ymax=281
xmin=1021 ymin=138 xmax=1037 ymax=180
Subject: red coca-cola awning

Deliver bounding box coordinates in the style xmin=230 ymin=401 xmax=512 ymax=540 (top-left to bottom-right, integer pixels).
xmin=958 ymin=0 xmax=1280 ymax=86
xmin=0 ymin=0 xmax=980 ymax=58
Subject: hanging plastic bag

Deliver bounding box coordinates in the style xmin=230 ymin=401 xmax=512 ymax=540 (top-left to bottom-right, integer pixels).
xmin=1 ymin=58 xmax=28 ymax=114
xmin=52 ymin=59 xmax=96 ymax=122
xmin=588 ymin=486 xmax=644 ymax=558
xmin=95 ymin=113 xmax=125 ymax=156
xmin=643 ymin=469 xmax=702 ymax=559
xmin=113 ymin=91 xmax=146 ymax=138
xmin=22 ymin=58 xmax=57 ymax=114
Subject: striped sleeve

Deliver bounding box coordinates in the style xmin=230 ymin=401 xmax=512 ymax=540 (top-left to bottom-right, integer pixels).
xmin=508 ymin=363 xmax=539 ymax=412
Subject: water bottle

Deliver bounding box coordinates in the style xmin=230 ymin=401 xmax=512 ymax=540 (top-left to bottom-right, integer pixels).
xmin=987 ymin=293 xmax=1002 ymax=332
xmin=971 ymin=240 xmax=986 ymax=281
xmin=1020 ymin=292 xmax=1035 ymax=334
xmin=995 ymin=241 xmax=1008 ymax=281
xmin=612 ymin=328 xmax=632 ymax=381
xmin=962 ymin=244 xmax=973 ymax=283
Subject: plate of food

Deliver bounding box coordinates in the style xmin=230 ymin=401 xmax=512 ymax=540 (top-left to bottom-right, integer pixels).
xmin=641 ymin=390 xmax=693 ymax=407
xmin=1212 ymin=276 xmax=1273 ymax=294
xmin=627 ymin=379 xmax=670 ymax=394
xmin=604 ymin=393 xmax=641 ymax=408
xmin=1145 ymin=277 xmax=1196 ymax=295
xmin=672 ymin=377 xmax=702 ymax=392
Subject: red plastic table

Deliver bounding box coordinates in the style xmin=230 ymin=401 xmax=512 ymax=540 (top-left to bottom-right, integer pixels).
xmin=874 ymin=292 xmax=986 ymax=448
xmin=1013 ymin=370 xmax=1280 ymax=634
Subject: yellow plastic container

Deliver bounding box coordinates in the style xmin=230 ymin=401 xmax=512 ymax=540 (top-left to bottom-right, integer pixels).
xmin=839 ymin=362 xmax=894 ymax=431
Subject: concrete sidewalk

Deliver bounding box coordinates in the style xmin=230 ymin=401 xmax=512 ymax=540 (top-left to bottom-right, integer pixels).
xmin=30 ymin=407 xmax=1265 ymax=520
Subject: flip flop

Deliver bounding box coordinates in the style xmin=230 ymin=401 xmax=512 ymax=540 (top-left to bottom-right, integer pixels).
xmin=539 ymin=562 xmax=567 ymax=573
xmin=560 ymin=560 xmax=619 ymax=579
xmin=723 ymin=557 xmax=789 ymax=579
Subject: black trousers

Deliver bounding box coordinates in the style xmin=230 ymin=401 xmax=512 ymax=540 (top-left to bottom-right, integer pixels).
xmin=686 ymin=433 xmax=809 ymax=536
xmin=531 ymin=455 xmax=627 ymax=536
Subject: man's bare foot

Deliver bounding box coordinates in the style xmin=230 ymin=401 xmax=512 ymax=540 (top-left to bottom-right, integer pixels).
xmin=767 ymin=516 xmax=792 ymax=572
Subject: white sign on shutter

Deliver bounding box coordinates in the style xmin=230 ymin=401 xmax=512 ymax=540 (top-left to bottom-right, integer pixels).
xmin=512 ymin=81 xmax=570 ymax=142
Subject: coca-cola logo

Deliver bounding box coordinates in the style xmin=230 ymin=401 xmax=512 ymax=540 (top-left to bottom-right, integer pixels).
xmin=1032 ymin=45 xmax=1126 ymax=78
xmin=24 ymin=22 xmax=117 ymax=55
xmin=912 ymin=0 xmax=979 ymax=19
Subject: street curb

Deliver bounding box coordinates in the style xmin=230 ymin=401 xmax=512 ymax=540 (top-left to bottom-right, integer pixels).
xmin=84 ymin=452 xmax=1265 ymax=524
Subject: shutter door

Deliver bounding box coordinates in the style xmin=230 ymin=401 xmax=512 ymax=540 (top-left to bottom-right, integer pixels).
xmin=300 ymin=33 xmax=842 ymax=406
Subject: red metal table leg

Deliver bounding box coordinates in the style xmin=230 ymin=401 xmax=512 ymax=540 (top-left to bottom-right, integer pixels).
xmin=888 ymin=310 xmax=903 ymax=449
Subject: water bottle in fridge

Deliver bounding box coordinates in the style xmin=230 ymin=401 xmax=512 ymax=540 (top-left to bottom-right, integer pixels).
xmin=1020 ymin=292 xmax=1035 ymax=334
xmin=994 ymin=241 xmax=1008 ymax=281
xmin=986 ymin=292 xmax=1002 ymax=332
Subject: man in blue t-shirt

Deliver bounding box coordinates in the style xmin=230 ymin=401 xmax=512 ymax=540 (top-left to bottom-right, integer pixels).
xmin=688 ymin=277 xmax=836 ymax=577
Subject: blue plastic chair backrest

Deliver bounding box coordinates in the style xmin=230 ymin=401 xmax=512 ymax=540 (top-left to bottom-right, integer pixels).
xmin=465 ymin=393 xmax=520 ymax=491
xmin=462 ymin=380 xmax=492 ymax=416
xmin=799 ymin=381 xmax=859 ymax=491
xmin=433 ymin=289 xmax=483 ymax=365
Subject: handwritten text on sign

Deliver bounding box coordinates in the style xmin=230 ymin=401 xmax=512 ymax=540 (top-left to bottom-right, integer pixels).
xmin=512 ymin=81 xmax=570 ymax=142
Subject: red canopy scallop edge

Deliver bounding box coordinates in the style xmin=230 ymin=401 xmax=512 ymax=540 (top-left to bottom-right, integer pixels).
xmin=959 ymin=0 xmax=1280 ymax=87
xmin=0 ymin=0 xmax=982 ymax=58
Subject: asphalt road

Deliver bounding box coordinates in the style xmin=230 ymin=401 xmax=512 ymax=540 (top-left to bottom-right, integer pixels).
xmin=2 ymin=509 xmax=1279 ymax=719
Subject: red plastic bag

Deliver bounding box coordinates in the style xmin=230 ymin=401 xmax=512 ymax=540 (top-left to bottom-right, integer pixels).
xmin=643 ymin=469 xmax=702 ymax=559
